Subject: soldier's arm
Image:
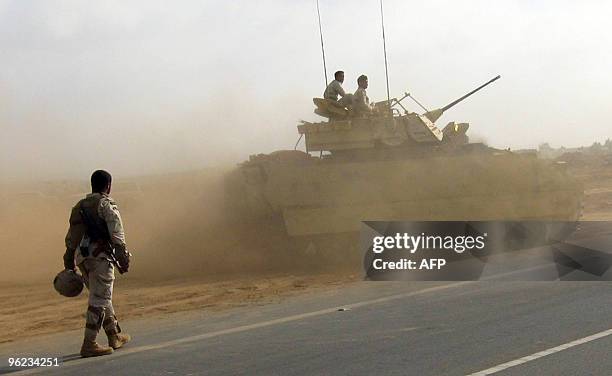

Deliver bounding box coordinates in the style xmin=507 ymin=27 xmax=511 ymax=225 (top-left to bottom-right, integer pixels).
xmin=99 ymin=197 xmax=127 ymax=251
xmin=63 ymin=205 xmax=83 ymax=270
xmin=335 ymin=82 xmax=346 ymax=97
xmin=63 ymin=230 xmax=76 ymax=270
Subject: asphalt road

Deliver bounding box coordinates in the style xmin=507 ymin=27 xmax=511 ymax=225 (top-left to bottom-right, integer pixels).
xmin=1 ymin=273 xmax=611 ymax=376
xmin=3 ymin=224 xmax=612 ymax=376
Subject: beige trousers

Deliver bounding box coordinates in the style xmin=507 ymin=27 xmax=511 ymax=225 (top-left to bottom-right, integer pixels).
xmin=78 ymin=258 xmax=118 ymax=341
xmin=79 ymin=257 xmax=114 ymax=308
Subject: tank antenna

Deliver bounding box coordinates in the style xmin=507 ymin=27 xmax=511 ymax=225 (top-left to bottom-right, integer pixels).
xmin=380 ymin=0 xmax=390 ymax=104
xmin=316 ymin=0 xmax=328 ymax=87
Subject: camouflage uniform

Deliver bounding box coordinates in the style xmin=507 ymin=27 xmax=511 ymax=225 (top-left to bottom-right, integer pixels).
xmin=324 ymin=80 xmax=353 ymax=107
xmin=324 ymin=80 xmax=346 ymax=101
xmin=65 ymin=192 xmax=126 ymax=345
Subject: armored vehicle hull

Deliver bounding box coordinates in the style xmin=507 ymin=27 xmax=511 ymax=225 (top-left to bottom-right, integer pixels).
xmin=225 ymin=148 xmax=582 ymax=239
xmin=225 ymin=77 xmax=583 ymax=252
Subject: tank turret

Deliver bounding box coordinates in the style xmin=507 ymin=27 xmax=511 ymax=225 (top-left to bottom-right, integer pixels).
xmin=225 ymin=75 xmax=582 ymax=250
xmin=301 ymin=76 xmax=501 ymax=155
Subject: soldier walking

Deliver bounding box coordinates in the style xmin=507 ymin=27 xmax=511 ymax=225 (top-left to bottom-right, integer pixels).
xmin=63 ymin=170 xmax=131 ymax=357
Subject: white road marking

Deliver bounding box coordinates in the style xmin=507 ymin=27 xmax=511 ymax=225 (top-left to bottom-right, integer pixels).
xmin=467 ymin=328 xmax=612 ymax=375
xmin=11 ymin=281 xmax=472 ymax=374
xmin=8 ymin=261 xmax=577 ymax=375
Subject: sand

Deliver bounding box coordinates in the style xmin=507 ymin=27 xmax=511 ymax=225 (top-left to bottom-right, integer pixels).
xmin=0 ymin=273 xmax=357 ymax=344
xmin=0 ymin=167 xmax=359 ymax=343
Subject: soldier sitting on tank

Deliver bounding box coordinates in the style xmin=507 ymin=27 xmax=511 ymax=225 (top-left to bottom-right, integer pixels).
xmin=353 ymin=75 xmax=375 ymax=115
xmin=323 ymin=70 xmax=352 ymax=108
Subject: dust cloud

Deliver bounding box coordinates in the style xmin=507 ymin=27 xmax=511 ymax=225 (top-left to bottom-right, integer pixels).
xmin=0 ymin=167 xmax=319 ymax=284
xmin=0 ymin=164 xmax=359 ymax=343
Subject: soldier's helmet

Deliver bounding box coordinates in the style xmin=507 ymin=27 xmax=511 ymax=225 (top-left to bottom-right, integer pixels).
xmin=53 ymin=269 xmax=84 ymax=297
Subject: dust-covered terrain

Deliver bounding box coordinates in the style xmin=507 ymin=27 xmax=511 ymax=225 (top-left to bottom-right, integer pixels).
xmin=0 ymin=167 xmax=359 ymax=343
xmin=0 ymin=152 xmax=609 ymax=344
xmin=0 ymin=167 xmax=344 ymax=283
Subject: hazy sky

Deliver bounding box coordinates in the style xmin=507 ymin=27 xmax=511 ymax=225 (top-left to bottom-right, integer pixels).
xmin=1 ymin=0 xmax=611 ymax=180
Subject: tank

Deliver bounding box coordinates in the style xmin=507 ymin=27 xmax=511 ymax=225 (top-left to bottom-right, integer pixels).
xmin=225 ymin=76 xmax=583 ymax=252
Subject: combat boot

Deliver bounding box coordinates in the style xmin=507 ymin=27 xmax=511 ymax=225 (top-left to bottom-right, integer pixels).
xmin=80 ymin=340 xmax=113 ymax=358
xmin=108 ymin=333 xmax=131 ymax=350
xmin=103 ymin=314 xmax=131 ymax=350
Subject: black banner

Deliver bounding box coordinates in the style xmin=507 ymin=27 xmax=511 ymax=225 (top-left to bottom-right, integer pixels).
xmin=361 ymin=221 xmax=612 ymax=281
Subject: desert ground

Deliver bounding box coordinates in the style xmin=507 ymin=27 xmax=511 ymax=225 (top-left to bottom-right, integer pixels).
xmin=0 ymin=152 xmax=609 ymax=344
xmin=0 ymin=167 xmax=360 ymax=344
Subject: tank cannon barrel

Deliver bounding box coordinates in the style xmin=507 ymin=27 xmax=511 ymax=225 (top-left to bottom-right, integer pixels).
xmin=424 ymin=75 xmax=500 ymax=122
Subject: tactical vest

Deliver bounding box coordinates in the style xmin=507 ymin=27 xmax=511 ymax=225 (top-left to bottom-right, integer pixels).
xmin=67 ymin=194 xmax=111 ymax=256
